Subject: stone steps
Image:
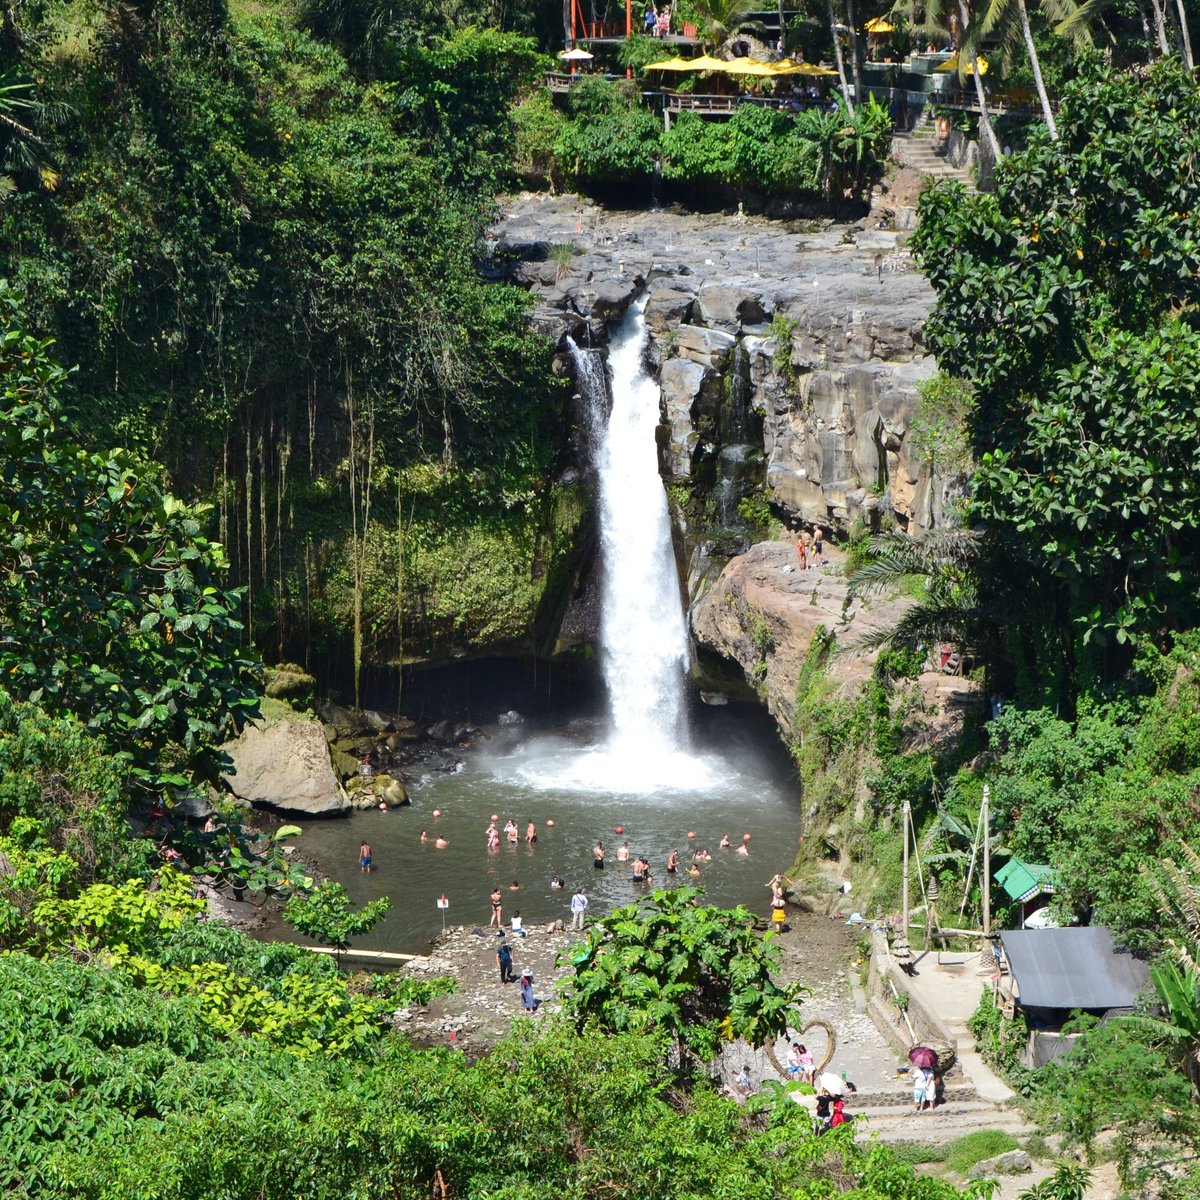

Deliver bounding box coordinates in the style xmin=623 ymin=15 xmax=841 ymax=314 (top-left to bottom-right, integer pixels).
xmin=891 ymin=125 xmax=977 ymax=192
xmin=853 ymin=1100 xmax=1037 ymax=1143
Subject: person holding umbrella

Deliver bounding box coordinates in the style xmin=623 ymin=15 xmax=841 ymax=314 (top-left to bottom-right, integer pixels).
xmin=908 ymin=1046 xmax=940 ymax=1112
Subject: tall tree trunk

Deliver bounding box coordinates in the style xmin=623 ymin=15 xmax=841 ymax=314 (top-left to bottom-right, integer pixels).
xmin=957 ymin=0 xmax=1001 ymax=163
xmin=1150 ymin=0 xmax=1172 ymax=55
xmin=845 ymin=0 xmax=864 ymax=110
xmin=1174 ymin=0 xmax=1195 ymax=66
xmin=1017 ymin=0 xmax=1057 ymax=140
xmin=827 ymin=0 xmax=855 ymax=113
xmin=1138 ymin=1 xmax=1156 ymax=54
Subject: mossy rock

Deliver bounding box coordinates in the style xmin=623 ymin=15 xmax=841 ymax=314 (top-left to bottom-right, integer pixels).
xmin=330 ymin=749 xmax=360 ymax=781
xmin=265 ymin=663 xmax=317 ymax=702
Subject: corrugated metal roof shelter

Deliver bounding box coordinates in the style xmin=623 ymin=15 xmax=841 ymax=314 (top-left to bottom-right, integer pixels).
xmin=1000 ymin=928 xmax=1150 ymax=1012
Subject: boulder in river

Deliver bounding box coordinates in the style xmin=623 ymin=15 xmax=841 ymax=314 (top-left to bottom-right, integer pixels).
xmin=222 ymin=700 xmax=348 ymax=816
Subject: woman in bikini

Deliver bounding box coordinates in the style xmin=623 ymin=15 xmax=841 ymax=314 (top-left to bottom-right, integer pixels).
xmin=489 ymin=887 xmax=503 ymax=928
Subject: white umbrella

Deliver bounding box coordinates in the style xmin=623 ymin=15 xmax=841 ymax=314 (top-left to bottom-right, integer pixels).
xmin=559 ymin=48 xmax=595 ymax=60
xmin=817 ymin=1071 xmax=845 ymax=1095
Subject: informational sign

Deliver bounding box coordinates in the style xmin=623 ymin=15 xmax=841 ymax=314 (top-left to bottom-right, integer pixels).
xmin=437 ymin=895 xmax=449 ymax=909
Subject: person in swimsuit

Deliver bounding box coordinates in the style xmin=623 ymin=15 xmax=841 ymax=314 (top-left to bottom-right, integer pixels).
xmin=812 ymin=524 xmax=824 ymax=564
xmin=666 ymin=850 xmax=679 ymax=875
xmin=593 ymin=841 xmax=606 ymax=869
xmin=525 ymin=820 xmax=537 ymax=845
xmin=616 ymin=841 xmax=630 ymax=862
xmin=359 ymin=842 xmax=372 ymax=873
xmin=632 ymin=856 xmax=645 ymax=883
xmin=489 ymin=887 xmax=503 ymax=928
xmin=719 ymin=834 xmax=731 ymax=849
xmin=504 ymin=820 xmax=519 ymax=844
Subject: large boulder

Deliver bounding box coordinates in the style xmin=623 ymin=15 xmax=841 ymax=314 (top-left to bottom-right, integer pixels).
xmin=222 ymin=702 xmax=348 ymax=816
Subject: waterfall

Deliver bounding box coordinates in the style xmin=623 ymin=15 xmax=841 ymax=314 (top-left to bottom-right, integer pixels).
xmin=564 ymin=297 xmax=713 ymax=792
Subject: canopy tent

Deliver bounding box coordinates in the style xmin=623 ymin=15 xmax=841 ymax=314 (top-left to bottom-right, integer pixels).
xmin=935 ymin=53 xmax=989 ymax=74
xmin=864 ymin=17 xmax=895 ymax=33
xmin=999 ymin=928 xmax=1149 ymax=1013
xmin=558 ymin=47 xmax=595 ymax=60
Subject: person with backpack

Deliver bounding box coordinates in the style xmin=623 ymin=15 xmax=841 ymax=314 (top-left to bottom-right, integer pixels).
xmin=496 ymin=939 xmax=514 ymax=984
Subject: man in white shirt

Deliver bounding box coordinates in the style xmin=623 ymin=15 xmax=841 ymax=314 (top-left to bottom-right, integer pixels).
xmin=570 ymin=888 xmax=588 ymax=930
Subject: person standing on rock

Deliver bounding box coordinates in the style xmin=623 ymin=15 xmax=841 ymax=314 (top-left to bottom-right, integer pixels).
xmin=571 ymin=887 xmax=589 ymax=930
xmin=796 ymin=532 xmax=808 ymax=571
xmin=359 ymin=842 xmax=373 ymax=873
xmin=812 ymin=524 xmax=824 ymax=565
xmin=496 ymin=938 xmax=515 ymax=984
xmin=489 ymin=887 xmax=503 ymax=928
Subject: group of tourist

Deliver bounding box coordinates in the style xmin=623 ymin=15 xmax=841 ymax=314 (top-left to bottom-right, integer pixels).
xmin=643 ymin=3 xmax=671 ymax=37
xmin=795 ymin=523 xmax=825 ymax=571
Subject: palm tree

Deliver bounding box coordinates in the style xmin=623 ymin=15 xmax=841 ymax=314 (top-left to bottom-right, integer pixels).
xmin=1133 ymin=843 xmax=1200 ymax=1092
xmin=0 ymin=72 xmax=61 ymax=197
xmin=827 ymin=0 xmax=855 ymax=113
xmin=844 ymin=528 xmax=992 ymax=656
xmin=692 ymin=0 xmax=760 ymax=49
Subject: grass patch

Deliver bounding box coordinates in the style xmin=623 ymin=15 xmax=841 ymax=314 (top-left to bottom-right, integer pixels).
xmin=942 ymin=1130 xmax=1019 ymax=1173
xmin=888 ymin=1144 xmax=948 ymax=1166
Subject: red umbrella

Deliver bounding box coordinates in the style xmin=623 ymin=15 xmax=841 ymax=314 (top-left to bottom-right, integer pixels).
xmin=908 ymin=1046 xmax=939 ymax=1070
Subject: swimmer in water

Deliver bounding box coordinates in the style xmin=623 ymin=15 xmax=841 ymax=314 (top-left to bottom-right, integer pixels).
xmin=504 ymin=819 xmax=519 ymax=844
xmin=688 ymin=864 xmax=701 ymax=878
xmin=736 ymin=843 xmax=749 ymax=856
xmin=526 ymin=821 xmax=537 ymax=845
xmin=509 ymin=880 xmax=521 ymax=891
xmin=666 ymin=850 xmax=679 ymax=875
xmin=359 ymin=842 xmax=373 ymax=873
xmin=434 ymin=836 xmax=447 ymax=848
xmin=550 ymin=875 xmax=565 ymax=890
xmin=616 ymin=841 xmax=630 ymax=862
xmin=593 ymin=841 xmax=606 ymax=869
xmin=719 ymin=833 xmax=731 ymax=849
xmin=420 ymin=830 xmax=428 ymax=843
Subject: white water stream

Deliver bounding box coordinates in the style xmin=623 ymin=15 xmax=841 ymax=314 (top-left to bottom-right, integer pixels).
xmin=511 ymin=296 xmax=719 ymax=793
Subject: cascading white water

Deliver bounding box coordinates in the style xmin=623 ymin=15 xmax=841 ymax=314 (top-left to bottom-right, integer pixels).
xmin=594 ymin=296 xmax=690 ymax=755
xmin=514 ymin=295 xmax=717 ymax=793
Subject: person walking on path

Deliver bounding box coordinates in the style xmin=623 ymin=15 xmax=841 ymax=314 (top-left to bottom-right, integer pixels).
xmin=496 ymin=938 xmax=515 ymax=984
xmin=519 ymin=970 xmax=537 ymax=1011
xmin=571 ymin=887 xmax=589 ymax=930
xmin=489 ymin=887 xmax=503 ymax=928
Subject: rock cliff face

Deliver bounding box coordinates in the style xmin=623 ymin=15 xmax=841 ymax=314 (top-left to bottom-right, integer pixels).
xmin=493 ymin=194 xmax=955 ymax=721
xmin=494 ymin=193 xmax=959 ymax=546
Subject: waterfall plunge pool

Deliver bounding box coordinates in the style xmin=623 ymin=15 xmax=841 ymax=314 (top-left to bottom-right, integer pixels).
xmin=271 ymin=700 xmax=800 ymax=954
xmin=269 ymin=295 xmax=801 ymax=953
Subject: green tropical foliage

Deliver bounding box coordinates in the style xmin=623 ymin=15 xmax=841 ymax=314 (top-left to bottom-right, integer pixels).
xmin=0 ymin=287 xmax=262 ymax=793
xmin=284 ymin=880 xmax=392 ymax=965
xmin=913 ymin=58 xmax=1200 ymax=678
xmin=561 ymin=886 xmax=806 ymax=1063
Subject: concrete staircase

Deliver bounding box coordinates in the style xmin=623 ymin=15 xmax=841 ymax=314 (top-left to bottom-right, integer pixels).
xmin=891 ymin=116 xmax=978 ymax=192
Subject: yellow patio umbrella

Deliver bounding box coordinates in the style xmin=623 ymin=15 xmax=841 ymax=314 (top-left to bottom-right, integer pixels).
xmin=645 ymin=53 xmax=730 ymax=71
xmin=774 ymin=60 xmax=839 ymax=76
xmin=719 ymin=58 xmax=780 ymax=76
xmin=864 ymin=17 xmax=896 ymax=33
xmin=935 ymin=53 xmax=989 ymax=75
